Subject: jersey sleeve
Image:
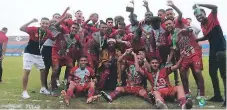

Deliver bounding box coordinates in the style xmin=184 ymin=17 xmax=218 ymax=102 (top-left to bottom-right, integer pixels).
xmin=68 ymin=67 xmax=78 ymax=81
xmin=61 ymin=24 xmax=70 ymax=34
xmin=87 ymin=67 xmax=95 ymax=78
xmin=47 ymin=30 xmax=54 ymax=40
xmin=167 ymin=34 xmax=173 ymax=46
xmin=2 ymin=35 xmax=8 ymax=43
xmin=175 ymin=17 xmax=188 ymax=28
xmin=25 ymin=27 xmax=37 ymax=35
xmin=83 ymin=24 xmax=99 ymax=33
xmin=208 ymin=12 xmax=219 ymax=25
xmin=122 ymin=34 xmax=133 ymax=41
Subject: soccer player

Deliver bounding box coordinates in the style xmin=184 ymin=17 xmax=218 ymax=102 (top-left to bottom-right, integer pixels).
xmin=165 ymin=0 xmax=188 ymax=28
xmin=106 ymin=18 xmax=116 ymax=36
xmin=145 ymin=57 xmax=193 ymax=109
xmin=0 ymin=27 xmax=8 ymax=83
xmin=51 ymin=16 xmax=80 ymax=96
xmin=165 ymin=18 xmax=206 ymax=104
xmin=164 ymin=0 xmax=187 ymax=87
xmin=74 ymin=10 xmax=84 ymax=25
xmin=61 ymin=55 xmax=98 ymax=105
xmin=139 ymin=11 xmax=154 ymax=61
xmin=106 ymin=18 xmax=114 ymax=29
xmin=113 ymin=16 xmax=124 ymax=29
xmin=150 ymin=16 xmax=168 ymax=66
xmin=194 ymin=3 xmax=226 ymax=106
xmin=20 ymin=18 xmax=55 ymax=99
xmin=97 ymin=38 xmax=119 ymax=90
xmin=186 ymin=18 xmax=201 ymax=35
xmin=99 ymin=48 xmax=151 ymax=103
xmin=52 ymin=13 xmax=61 ymax=20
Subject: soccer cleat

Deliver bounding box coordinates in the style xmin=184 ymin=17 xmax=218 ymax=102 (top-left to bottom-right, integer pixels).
xmin=100 ymin=91 xmax=112 ymax=102
xmin=40 ymin=87 xmax=50 ymax=95
xmin=148 ymin=92 xmax=155 ymax=104
xmin=156 ymin=99 xmax=168 ymax=109
xmin=182 ymin=98 xmax=193 ymax=109
xmin=21 ymin=91 xmax=30 ymax=99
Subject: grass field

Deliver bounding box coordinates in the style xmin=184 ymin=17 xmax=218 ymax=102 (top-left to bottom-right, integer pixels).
xmin=0 ymin=56 xmax=225 ymax=109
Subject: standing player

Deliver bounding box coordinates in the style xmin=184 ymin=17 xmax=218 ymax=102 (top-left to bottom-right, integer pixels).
xmin=51 ymin=18 xmax=80 ymax=96
xmin=194 ymin=3 xmax=226 ymax=106
xmin=140 ymin=11 xmax=153 ymax=61
xmin=0 ymin=27 xmax=8 ymax=83
xmin=157 ymin=9 xmax=166 ymax=28
xmin=97 ymin=38 xmax=119 ymax=90
xmin=113 ymin=16 xmax=124 ymax=29
xmin=74 ymin=10 xmax=84 ymax=25
xmin=20 ymin=18 xmax=55 ymax=99
xmin=82 ymin=22 xmax=107 ymax=71
xmin=165 ymin=18 xmax=206 ymax=104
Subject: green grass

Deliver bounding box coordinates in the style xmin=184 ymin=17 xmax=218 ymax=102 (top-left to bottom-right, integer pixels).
xmin=0 ymin=56 xmax=225 ymax=109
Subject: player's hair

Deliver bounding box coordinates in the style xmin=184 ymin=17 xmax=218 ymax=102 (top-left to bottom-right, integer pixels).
xmin=118 ymin=22 xmax=126 ymax=27
xmin=41 ymin=17 xmax=49 ymax=21
xmin=91 ymin=13 xmax=99 ymax=18
xmin=114 ymin=16 xmax=124 ymax=22
xmin=186 ymin=18 xmax=192 ymax=21
xmin=164 ymin=17 xmax=174 ymax=22
xmin=158 ymin=9 xmax=166 ymax=13
xmin=150 ymin=57 xmax=160 ymax=62
xmin=166 ymin=8 xmax=173 ymax=12
xmin=193 ymin=8 xmax=206 ymax=15
xmin=80 ymin=55 xmax=88 ymax=60
xmin=145 ymin=11 xmax=154 ymax=16
xmin=52 ymin=13 xmax=60 ymax=17
xmin=72 ymin=22 xmax=80 ymax=27
xmin=76 ymin=10 xmax=82 ymax=13
xmin=106 ymin=18 xmax=113 ymax=23
xmin=2 ymin=27 xmax=8 ymax=31
xmin=100 ymin=20 xmax=107 ymax=25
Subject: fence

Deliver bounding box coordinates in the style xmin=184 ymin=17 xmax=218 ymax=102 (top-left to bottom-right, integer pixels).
xmin=5 ymin=35 xmax=226 ymax=56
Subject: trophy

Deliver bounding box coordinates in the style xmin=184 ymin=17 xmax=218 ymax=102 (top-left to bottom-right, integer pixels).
xmin=126 ymin=0 xmax=134 ymax=12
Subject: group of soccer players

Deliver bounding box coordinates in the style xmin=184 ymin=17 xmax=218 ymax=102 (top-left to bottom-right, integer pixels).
xmin=0 ymin=0 xmax=223 ymax=109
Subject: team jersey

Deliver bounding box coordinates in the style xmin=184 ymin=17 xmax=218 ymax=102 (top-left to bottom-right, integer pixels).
xmin=69 ymin=66 xmax=95 ymax=84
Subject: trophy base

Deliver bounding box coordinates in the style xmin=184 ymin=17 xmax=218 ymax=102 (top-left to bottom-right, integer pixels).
xmin=126 ymin=7 xmax=134 ymax=12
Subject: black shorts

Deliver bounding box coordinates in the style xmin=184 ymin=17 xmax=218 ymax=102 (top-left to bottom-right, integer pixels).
xmin=41 ymin=46 xmax=52 ymax=68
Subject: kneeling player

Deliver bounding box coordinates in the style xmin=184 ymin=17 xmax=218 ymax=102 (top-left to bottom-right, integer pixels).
xmin=61 ymin=55 xmax=98 ymax=105
xmin=99 ymin=49 xmax=151 ymax=103
xmin=145 ymin=57 xmax=192 ymax=109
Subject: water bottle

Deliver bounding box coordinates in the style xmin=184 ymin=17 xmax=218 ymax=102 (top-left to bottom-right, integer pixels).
xmin=194 ymin=4 xmax=201 ymax=15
